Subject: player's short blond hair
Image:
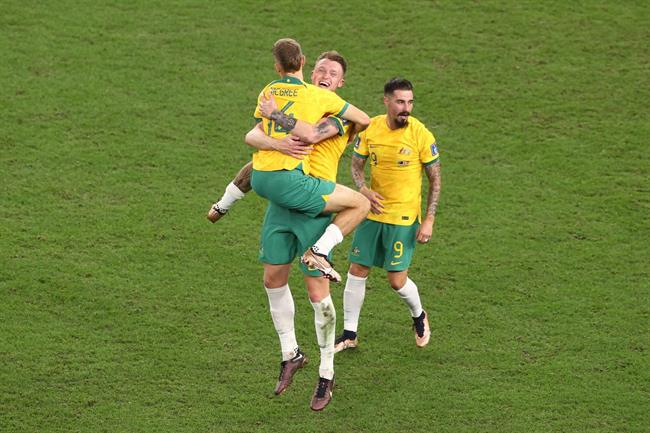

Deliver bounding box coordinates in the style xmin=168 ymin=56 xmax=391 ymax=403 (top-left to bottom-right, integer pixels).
xmin=272 ymin=38 xmax=303 ymax=73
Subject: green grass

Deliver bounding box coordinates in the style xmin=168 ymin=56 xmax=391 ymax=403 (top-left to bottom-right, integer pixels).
xmin=1 ymin=1 xmax=648 ymax=432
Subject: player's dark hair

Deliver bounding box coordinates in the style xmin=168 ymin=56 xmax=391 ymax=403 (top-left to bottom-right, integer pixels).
xmin=384 ymin=77 xmax=413 ymax=95
xmin=272 ymin=38 xmax=303 ymax=73
xmin=315 ymin=51 xmax=347 ymax=75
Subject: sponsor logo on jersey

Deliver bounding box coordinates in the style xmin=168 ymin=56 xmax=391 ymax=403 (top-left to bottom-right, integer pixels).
xmin=397 ymin=160 xmax=410 ymax=166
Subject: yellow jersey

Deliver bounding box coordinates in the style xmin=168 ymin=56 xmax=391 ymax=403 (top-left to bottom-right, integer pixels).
xmin=309 ymin=117 xmax=351 ymax=182
xmin=252 ymin=76 xmax=349 ymax=174
xmin=353 ymin=114 xmax=439 ymax=226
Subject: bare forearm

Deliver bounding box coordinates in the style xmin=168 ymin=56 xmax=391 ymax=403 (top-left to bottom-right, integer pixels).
xmin=269 ymin=112 xmax=337 ymax=143
xmin=424 ymin=163 xmax=441 ymax=218
xmin=351 ymin=155 xmax=367 ymax=190
xmin=347 ymin=123 xmax=365 ymax=143
xmin=245 ymin=126 xmax=276 ymax=150
xmin=269 ymin=110 xmax=298 ymax=133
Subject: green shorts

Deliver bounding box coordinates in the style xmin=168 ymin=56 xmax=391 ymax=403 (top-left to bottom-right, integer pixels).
xmin=348 ymin=219 xmax=419 ymax=272
xmin=251 ymin=168 xmax=336 ymax=218
xmin=259 ymin=202 xmax=333 ymax=277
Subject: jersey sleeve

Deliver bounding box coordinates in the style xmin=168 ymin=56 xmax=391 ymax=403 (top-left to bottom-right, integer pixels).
xmin=326 ymin=116 xmax=350 ymax=136
xmin=352 ymin=129 xmax=369 ymax=158
xmin=320 ymin=88 xmax=349 ymax=119
xmin=418 ymin=125 xmax=439 ymax=166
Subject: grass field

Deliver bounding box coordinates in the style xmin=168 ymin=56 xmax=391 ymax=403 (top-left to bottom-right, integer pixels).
xmin=1 ymin=1 xmax=649 ymax=432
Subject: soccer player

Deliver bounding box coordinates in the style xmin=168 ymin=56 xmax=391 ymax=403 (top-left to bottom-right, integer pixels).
xmin=334 ymin=77 xmax=442 ymax=352
xmin=210 ymin=38 xmax=370 ymax=283
xmin=210 ymin=49 xmax=359 ymax=411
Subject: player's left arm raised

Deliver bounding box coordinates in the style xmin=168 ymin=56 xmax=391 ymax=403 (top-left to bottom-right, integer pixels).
xmin=417 ymin=162 xmax=441 ymax=244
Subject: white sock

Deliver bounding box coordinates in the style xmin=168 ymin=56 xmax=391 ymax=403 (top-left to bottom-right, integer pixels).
xmin=216 ymin=182 xmax=245 ymax=211
xmin=343 ymin=273 xmax=367 ymax=333
xmin=265 ymin=284 xmax=298 ymax=361
xmin=311 ymin=295 xmax=336 ymax=380
xmin=395 ymin=278 xmax=423 ymax=318
xmin=312 ymin=224 xmax=343 ymax=256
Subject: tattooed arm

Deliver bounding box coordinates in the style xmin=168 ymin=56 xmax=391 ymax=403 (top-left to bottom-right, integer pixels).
xmin=272 ymin=115 xmax=341 ymax=144
xmin=351 ymin=154 xmax=384 ymax=214
xmin=265 ymin=111 xmax=341 ymax=144
xmin=259 ymin=93 xmax=358 ymax=143
xmin=245 ymin=123 xmax=313 ymax=159
xmin=416 ymin=162 xmax=442 ymax=243
xmin=350 ymin=153 xmax=367 ymax=190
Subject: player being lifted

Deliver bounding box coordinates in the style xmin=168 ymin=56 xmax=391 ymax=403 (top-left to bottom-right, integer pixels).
xmin=208 ymin=42 xmax=368 ymax=411
xmin=209 ymin=39 xmax=369 ymax=283
xmin=335 ymin=77 xmax=442 ymax=352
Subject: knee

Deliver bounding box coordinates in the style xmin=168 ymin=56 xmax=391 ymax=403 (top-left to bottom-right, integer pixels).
xmin=388 ymin=273 xmax=408 ymax=290
xmin=306 ymin=277 xmax=330 ymax=303
xmin=349 ymin=263 xmax=370 ymax=278
xmin=264 ymin=276 xmax=283 ymax=288
xmin=356 ymin=192 xmax=371 ymax=215
xmin=264 ymin=269 xmax=289 ymax=288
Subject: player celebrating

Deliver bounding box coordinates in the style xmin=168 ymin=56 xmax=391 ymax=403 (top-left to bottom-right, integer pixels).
xmin=209 ymin=48 xmax=362 ymax=411
xmin=335 ymin=77 xmax=442 ymax=352
xmin=210 ymin=38 xmax=370 ymax=283
xmin=249 ymin=50 xmax=356 ymax=411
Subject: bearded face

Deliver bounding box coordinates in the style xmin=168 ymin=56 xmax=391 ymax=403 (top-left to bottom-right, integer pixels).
xmin=384 ymin=89 xmax=414 ymax=129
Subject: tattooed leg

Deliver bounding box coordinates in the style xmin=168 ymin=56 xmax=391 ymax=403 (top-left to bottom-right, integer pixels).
xmin=207 ymin=161 xmax=252 ymax=222
xmin=232 ymin=161 xmax=253 ymax=193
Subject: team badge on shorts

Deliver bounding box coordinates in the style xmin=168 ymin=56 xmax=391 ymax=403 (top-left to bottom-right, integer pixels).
xmin=351 ymin=247 xmax=360 ymax=256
